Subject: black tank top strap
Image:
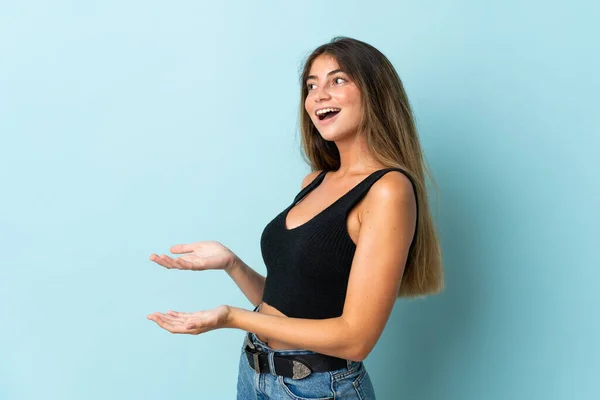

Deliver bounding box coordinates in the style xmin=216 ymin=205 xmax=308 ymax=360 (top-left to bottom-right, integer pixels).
xmin=291 ymin=170 xmax=328 ymax=205
xmin=335 ymin=167 xmax=418 ymax=217
xmin=260 ymin=167 xmax=420 ymax=320
xmin=335 ymin=167 xmax=419 ymax=250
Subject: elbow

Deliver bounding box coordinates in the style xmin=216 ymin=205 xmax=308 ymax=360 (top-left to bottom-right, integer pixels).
xmin=347 ymin=340 xmax=373 ymax=362
xmin=337 ymin=319 xmax=373 ymax=361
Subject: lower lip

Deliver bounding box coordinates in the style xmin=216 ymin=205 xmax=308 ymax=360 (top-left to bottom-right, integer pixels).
xmin=317 ymin=111 xmax=341 ymax=125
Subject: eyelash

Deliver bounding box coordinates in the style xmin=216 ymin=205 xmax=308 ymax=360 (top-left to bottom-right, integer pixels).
xmin=307 ymin=77 xmax=346 ymax=91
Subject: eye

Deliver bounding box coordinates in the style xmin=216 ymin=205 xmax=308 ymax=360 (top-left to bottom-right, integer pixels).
xmin=306 ymin=77 xmax=346 ymax=91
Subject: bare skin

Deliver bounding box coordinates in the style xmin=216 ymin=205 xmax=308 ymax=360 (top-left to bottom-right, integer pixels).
xmin=254 ymin=53 xmax=392 ymax=348
xmin=147 ymin=54 xmax=414 ymax=360
xmin=256 ymin=165 xmax=389 ymax=349
xmin=146 ymin=167 xmax=386 ymax=350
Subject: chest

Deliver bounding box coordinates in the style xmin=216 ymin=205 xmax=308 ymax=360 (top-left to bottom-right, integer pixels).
xmin=260 ymin=205 xmax=359 ymax=283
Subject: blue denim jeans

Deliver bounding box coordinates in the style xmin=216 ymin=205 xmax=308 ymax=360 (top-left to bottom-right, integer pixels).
xmin=236 ymin=303 xmax=376 ymax=399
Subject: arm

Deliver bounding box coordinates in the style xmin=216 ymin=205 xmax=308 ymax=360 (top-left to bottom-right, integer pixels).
xmin=227 ymin=171 xmax=417 ymax=361
xmin=149 ymin=170 xmax=416 ymax=362
xmin=226 ymin=307 xmax=358 ymax=359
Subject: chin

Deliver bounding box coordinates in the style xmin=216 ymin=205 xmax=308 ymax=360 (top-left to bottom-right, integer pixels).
xmin=320 ymin=123 xmax=355 ymax=137
xmin=318 ymin=130 xmax=352 ymax=142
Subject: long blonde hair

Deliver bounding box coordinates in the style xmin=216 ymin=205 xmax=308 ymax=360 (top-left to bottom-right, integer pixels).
xmin=297 ymin=36 xmax=444 ymax=297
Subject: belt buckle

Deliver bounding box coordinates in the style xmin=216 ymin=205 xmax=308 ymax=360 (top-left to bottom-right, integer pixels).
xmin=245 ymin=346 xmax=263 ymax=374
xmin=252 ymin=352 xmax=260 ymax=374
xmin=244 ymin=332 xmax=256 ymax=350
xmin=290 ymin=359 xmax=312 ymax=380
xmin=244 ymin=334 xmax=263 ymax=374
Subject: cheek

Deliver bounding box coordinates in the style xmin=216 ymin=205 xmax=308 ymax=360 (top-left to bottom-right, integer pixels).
xmin=347 ymin=96 xmax=362 ymax=119
xmin=347 ymin=89 xmax=361 ymax=107
xmin=335 ymin=88 xmax=357 ymax=107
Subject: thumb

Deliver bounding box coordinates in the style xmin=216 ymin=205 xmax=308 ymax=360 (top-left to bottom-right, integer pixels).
xmin=170 ymin=244 xmax=193 ymax=254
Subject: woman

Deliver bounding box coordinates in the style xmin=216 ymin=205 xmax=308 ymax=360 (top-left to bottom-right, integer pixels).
xmin=147 ymin=36 xmax=444 ymax=399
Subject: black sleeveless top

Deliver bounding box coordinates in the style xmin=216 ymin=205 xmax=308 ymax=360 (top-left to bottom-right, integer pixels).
xmin=260 ymin=168 xmax=418 ymax=319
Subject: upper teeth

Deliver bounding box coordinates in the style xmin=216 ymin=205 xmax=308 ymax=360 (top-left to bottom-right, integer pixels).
xmin=316 ymin=108 xmax=341 ymax=116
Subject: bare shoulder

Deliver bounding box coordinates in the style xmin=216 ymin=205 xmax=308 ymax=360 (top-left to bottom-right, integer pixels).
xmin=300 ymin=169 xmax=323 ymax=190
xmin=359 ymin=170 xmax=417 ymax=221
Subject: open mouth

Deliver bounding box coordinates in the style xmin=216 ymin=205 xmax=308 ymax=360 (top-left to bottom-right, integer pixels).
xmin=316 ymin=108 xmax=341 ymax=121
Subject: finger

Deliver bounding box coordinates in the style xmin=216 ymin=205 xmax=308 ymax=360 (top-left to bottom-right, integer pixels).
xmin=172 ymin=257 xmax=193 ymax=270
xmin=154 ymin=313 xmax=180 ymax=324
xmin=160 ymin=255 xmax=179 ymax=269
xmin=167 ymin=310 xmax=191 ymax=317
xmin=152 ymin=316 xmax=175 ymax=331
xmin=156 ymin=255 xmax=180 ymax=270
xmin=149 ymin=254 xmax=171 ymax=266
xmin=170 ymin=244 xmax=195 ymax=254
xmin=149 ymin=311 xmax=176 ymax=320
xmin=147 ymin=313 xmax=169 ymax=322
xmin=147 ymin=314 xmax=168 ymax=327
xmin=149 ymin=254 xmax=172 ymax=269
xmin=148 ymin=314 xmax=186 ymax=333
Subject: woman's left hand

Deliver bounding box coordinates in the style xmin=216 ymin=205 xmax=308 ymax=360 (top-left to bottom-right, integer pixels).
xmin=147 ymin=305 xmax=231 ymax=335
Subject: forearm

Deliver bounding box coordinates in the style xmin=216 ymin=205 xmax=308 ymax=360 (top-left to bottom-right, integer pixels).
xmin=225 ymin=306 xmax=363 ymax=361
xmin=225 ymin=256 xmax=265 ymax=307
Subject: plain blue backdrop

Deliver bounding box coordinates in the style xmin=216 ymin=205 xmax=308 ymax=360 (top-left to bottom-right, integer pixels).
xmin=1 ymin=1 xmax=598 ymax=399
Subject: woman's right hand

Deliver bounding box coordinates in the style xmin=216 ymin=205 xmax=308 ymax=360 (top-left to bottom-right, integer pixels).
xmin=149 ymin=241 xmax=238 ymax=272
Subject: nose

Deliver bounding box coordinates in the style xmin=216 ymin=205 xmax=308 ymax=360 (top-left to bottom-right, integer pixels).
xmin=314 ymin=85 xmax=331 ymax=102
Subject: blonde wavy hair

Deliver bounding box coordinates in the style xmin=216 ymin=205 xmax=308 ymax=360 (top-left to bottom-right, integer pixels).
xmin=297 ymin=36 xmax=444 ymax=298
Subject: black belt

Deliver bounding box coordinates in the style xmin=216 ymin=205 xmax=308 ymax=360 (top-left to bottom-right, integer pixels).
xmin=244 ymin=333 xmax=347 ymax=379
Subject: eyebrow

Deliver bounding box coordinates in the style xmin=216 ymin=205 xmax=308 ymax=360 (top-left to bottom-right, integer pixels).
xmin=306 ymin=69 xmax=345 ymax=82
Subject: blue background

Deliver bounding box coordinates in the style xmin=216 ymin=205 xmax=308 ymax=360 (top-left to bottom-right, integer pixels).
xmin=1 ymin=1 xmax=598 ymax=399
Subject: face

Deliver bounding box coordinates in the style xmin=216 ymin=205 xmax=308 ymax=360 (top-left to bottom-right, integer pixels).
xmin=304 ymin=54 xmax=363 ymax=141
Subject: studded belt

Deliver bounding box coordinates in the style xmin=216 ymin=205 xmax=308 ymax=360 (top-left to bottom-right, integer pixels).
xmin=243 ymin=332 xmax=347 ymax=380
